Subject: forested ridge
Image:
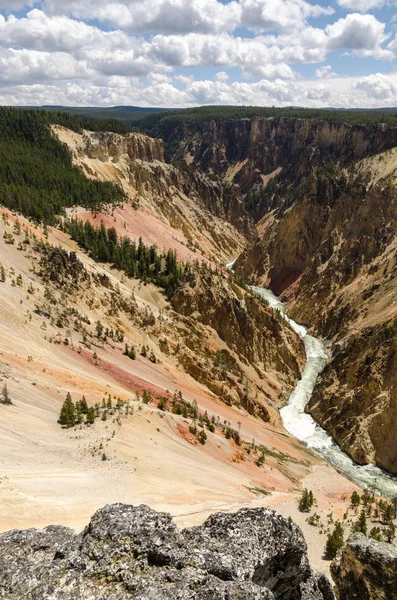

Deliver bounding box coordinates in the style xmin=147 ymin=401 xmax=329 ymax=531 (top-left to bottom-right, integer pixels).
xmin=0 ymin=108 xmax=126 ymax=224
xmin=27 ymin=105 xmax=168 ymax=127
xmin=137 ymin=104 xmax=397 ymax=135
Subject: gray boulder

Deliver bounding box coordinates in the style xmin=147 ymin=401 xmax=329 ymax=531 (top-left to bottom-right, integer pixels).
xmin=0 ymin=504 xmax=334 ymax=599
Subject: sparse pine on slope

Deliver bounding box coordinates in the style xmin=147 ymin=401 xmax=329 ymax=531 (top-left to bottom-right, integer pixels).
xmin=65 ymin=217 xmax=196 ymax=299
xmin=0 ymin=384 xmax=11 ymax=405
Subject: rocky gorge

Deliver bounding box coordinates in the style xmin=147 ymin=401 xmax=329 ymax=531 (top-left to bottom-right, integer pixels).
xmin=181 ymin=117 xmax=397 ymax=477
xmin=2 ymin=108 xmax=397 ymax=598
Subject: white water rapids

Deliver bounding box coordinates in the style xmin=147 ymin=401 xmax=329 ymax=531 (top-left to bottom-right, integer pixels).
xmin=227 ymin=261 xmax=397 ymax=498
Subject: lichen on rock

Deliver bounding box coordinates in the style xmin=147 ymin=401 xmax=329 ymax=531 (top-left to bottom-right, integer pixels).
xmin=0 ymin=504 xmax=335 ymax=600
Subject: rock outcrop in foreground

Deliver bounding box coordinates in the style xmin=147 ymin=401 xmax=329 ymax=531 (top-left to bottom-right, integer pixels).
xmin=0 ymin=504 xmax=334 ymax=600
xmin=332 ymin=533 xmax=397 ymax=600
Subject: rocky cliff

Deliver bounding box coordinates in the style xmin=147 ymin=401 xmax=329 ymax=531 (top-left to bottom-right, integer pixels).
xmin=331 ymin=533 xmax=397 ymax=600
xmin=55 ymin=126 xmax=254 ymax=264
xmin=0 ymin=504 xmax=334 ymax=600
xmin=232 ymin=121 xmax=397 ymax=474
xmin=172 ymin=118 xmax=397 ymax=201
xmin=171 ymin=269 xmax=304 ymax=419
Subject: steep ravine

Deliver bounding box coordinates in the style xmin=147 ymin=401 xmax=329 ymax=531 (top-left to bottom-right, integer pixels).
xmin=249 ymin=284 xmax=397 ymax=499
xmin=235 ymin=143 xmax=397 ymax=475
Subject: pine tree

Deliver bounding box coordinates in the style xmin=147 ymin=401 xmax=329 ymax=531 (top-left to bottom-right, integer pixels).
xmin=86 ymin=407 xmax=95 ymax=425
xmin=0 ymin=384 xmax=12 ymax=405
xmin=80 ymin=396 xmax=88 ymax=415
xmin=353 ymin=510 xmax=368 ymax=536
xmin=385 ymin=523 xmax=396 ymax=543
xmin=325 ymin=522 xmax=344 ymax=559
xmin=158 ymin=397 xmax=167 ymax=411
xmin=58 ymin=392 xmax=75 ymax=428
xmin=75 ymin=405 xmax=82 ymax=425
xmin=370 ymin=527 xmax=382 ymax=541
xmin=382 ymin=503 xmax=394 ymax=524
xmin=129 ymin=346 xmax=136 ymax=360
xmin=142 ymin=390 xmax=151 ymax=404
xmin=299 ymin=489 xmax=314 ymax=512
xmin=392 ymin=496 xmax=397 ymax=519
xmin=141 ymin=345 xmax=147 ymax=357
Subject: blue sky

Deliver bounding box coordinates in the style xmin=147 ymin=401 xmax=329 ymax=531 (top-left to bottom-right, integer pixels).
xmin=0 ymin=0 xmax=396 ymax=108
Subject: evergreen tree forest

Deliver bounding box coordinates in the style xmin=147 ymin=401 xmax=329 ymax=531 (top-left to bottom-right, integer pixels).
xmin=65 ymin=218 xmax=196 ymax=299
xmin=0 ymin=108 xmax=126 ymax=224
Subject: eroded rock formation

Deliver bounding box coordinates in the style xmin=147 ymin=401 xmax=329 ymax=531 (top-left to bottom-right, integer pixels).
xmin=171 ymin=269 xmax=304 ymax=419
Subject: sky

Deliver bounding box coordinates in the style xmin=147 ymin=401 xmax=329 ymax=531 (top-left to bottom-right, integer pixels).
xmin=0 ymin=0 xmax=397 ymax=108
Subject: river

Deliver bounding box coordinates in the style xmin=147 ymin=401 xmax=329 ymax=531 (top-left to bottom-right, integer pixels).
xmin=227 ymin=262 xmax=397 ymax=498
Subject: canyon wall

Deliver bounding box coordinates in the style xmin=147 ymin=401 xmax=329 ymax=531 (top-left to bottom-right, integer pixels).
xmin=332 ymin=533 xmax=397 ymax=600
xmin=55 ymin=126 xmax=254 ymax=264
xmin=227 ymin=120 xmax=397 ymax=475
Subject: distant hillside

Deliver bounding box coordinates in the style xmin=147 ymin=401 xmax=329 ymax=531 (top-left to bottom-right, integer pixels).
xmin=24 ymin=105 xmax=171 ymax=124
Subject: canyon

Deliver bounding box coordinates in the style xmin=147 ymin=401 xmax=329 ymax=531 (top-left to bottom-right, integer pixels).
xmin=1 ymin=109 xmax=397 ymax=596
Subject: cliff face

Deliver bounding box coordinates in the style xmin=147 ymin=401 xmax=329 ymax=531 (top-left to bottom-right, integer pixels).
xmin=234 ymin=128 xmax=397 ymax=474
xmin=0 ymin=503 xmax=335 ymax=600
xmin=84 ymin=130 xmax=253 ymax=238
xmin=55 ymin=126 xmax=254 ymax=264
xmin=174 ymin=118 xmax=397 ymax=199
xmin=309 ymin=321 xmax=397 ymax=472
xmin=331 ymin=533 xmax=397 ymax=600
xmin=171 ymin=270 xmax=305 ymax=420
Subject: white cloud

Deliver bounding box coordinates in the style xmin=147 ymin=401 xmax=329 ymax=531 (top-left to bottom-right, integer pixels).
xmin=244 ymin=62 xmax=297 ymax=79
xmin=43 ymin=0 xmax=242 ymax=34
xmin=2 ymin=71 xmax=397 ymax=109
xmin=354 ymin=72 xmax=397 ymax=99
xmin=315 ymin=65 xmax=337 ymax=78
xmin=215 ymin=71 xmax=229 ymax=82
xmin=0 ymin=0 xmax=35 ymax=7
xmin=0 ymin=9 xmax=116 ymax=53
xmin=0 ymin=10 xmax=171 ymax=76
xmin=0 ymin=48 xmax=91 ymax=85
xmin=42 ymin=0 xmax=335 ymax=34
xmin=326 ymin=13 xmax=393 ymax=59
xmin=149 ymin=32 xmax=324 ymax=72
xmin=147 ymin=72 xmax=173 ymax=83
xmin=337 ymin=0 xmax=392 ymax=11
xmin=240 ymin=0 xmax=334 ymax=32
xmin=173 ymin=74 xmax=194 ymax=85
